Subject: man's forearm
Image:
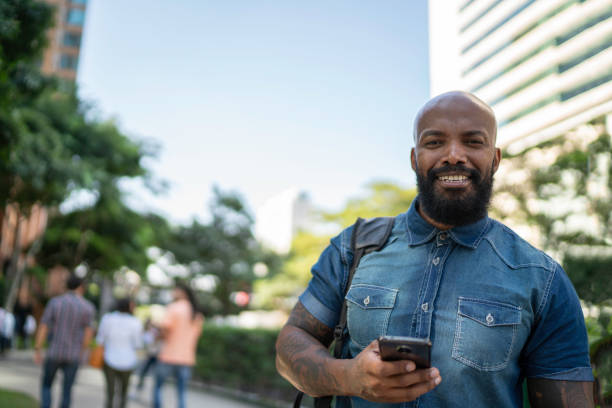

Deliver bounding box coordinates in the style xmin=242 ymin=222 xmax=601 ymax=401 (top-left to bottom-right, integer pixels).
xmin=34 ymin=324 xmax=48 ymax=350
xmin=276 ymin=324 xmax=352 ymax=397
xmin=81 ymin=327 xmax=94 ymax=354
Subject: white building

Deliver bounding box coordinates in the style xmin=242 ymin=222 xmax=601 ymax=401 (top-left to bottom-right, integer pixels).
xmin=428 ymin=0 xmax=612 ymax=154
xmin=255 ymin=188 xmax=314 ymax=254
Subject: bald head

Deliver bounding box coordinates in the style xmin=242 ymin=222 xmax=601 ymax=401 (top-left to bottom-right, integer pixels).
xmin=414 ymin=91 xmax=497 ymax=145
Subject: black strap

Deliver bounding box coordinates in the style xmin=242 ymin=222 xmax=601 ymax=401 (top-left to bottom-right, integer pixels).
xmin=293 ymin=216 xmax=395 ymax=408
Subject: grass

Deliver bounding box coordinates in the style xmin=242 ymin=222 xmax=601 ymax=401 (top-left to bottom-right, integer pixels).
xmin=0 ymin=388 xmax=38 ymax=408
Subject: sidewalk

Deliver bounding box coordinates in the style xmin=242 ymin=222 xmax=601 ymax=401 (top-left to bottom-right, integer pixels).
xmin=0 ymin=349 xmax=262 ymax=407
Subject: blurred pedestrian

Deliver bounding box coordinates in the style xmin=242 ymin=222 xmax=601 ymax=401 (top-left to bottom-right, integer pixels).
xmin=97 ymin=298 xmax=143 ymax=408
xmin=0 ymin=306 xmax=15 ymax=355
xmin=136 ymin=318 xmax=160 ymax=391
xmin=153 ymin=282 xmax=204 ymax=408
xmin=34 ymin=275 xmax=95 ymax=408
xmin=13 ymin=295 xmax=33 ymax=348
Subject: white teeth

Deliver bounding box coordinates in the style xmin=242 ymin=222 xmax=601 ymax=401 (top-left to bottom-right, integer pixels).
xmin=438 ymin=175 xmax=467 ymax=182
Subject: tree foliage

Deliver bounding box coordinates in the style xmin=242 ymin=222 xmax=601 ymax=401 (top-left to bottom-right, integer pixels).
xmin=154 ymin=187 xmax=278 ymax=316
xmin=0 ymin=0 xmax=156 ymax=311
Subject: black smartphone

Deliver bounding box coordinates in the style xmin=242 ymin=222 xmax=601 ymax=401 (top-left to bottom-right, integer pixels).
xmin=378 ymin=336 xmax=432 ymax=368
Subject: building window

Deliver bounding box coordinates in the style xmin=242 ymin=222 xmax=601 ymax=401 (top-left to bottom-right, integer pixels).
xmin=59 ymin=54 xmax=79 ymax=70
xmin=62 ymin=32 xmax=81 ymax=48
xmin=66 ymin=8 xmax=85 ymax=26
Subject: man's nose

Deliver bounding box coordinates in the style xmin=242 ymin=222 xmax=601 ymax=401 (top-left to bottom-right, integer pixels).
xmin=443 ymin=141 xmax=467 ymax=165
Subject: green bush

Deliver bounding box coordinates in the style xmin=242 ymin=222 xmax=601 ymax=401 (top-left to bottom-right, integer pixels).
xmin=194 ymin=325 xmax=296 ymax=401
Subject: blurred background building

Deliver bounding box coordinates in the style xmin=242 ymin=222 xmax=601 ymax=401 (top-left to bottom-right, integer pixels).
xmin=428 ymin=0 xmax=611 ymax=154
xmin=428 ymin=0 xmax=612 ymax=254
xmin=255 ymin=189 xmax=314 ymax=254
xmin=40 ymin=0 xmax=88 ymax=81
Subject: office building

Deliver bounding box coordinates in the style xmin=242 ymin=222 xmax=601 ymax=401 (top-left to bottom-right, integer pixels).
xmin=40 ymin=0 xmax=88 ymax=81
xmin=255 ymin=189 xmax=314 ymax=254
xmin=428 ymin=0 xmax=611 ymax=154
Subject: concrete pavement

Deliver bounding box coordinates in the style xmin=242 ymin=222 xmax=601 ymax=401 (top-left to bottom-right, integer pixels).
xmin=0 ymin=349 xmax=263 ymax=408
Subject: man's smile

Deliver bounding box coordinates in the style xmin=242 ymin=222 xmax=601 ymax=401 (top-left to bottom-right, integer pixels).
xmin=436 ymin=173 xmax=471 ymax=189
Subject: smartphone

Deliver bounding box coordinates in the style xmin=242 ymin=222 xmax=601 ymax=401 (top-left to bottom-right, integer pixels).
xmin=378 ymin=335 xmax=432 ymax=368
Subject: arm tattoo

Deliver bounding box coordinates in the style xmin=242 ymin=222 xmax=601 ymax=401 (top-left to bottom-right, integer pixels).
xmin=276 ymin=302 xmax=343 ymax=396
xmin=527 ymin=378 xmax=594 ymax=408
xmin=287 ymin=301 xmax=334 ymax=346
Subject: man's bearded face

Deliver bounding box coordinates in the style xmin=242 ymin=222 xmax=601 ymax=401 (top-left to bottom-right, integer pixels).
xmin=416 ymin=162 xmax=494 ymax=226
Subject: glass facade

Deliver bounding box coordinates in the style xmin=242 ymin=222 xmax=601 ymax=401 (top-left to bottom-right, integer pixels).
xmin=462 ymin=0 xmax=576 ymax=75
xmin=461 ymin=0 xmax=535 ymax=54
xmin=59 ymin=54 xmax=78 ymax=70
xmin=66 ymin=8 xmax=85 ymax=26
xmin=62 ymin=32 xmax=81 ymax=48
xmin=460 ymin=0 xmax=503 ymax=33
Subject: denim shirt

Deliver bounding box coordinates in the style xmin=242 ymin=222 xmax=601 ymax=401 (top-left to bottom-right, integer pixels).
xmin=299 ymin=200 xmax=593 ymax=408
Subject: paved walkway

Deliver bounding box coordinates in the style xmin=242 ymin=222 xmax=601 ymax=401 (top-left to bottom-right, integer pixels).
xmin=0 ymin=350 xmax=262 ymax=408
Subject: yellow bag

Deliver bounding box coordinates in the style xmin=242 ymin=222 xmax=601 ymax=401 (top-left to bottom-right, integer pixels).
xmin=89 ymin=345 xmax=104 ymax=368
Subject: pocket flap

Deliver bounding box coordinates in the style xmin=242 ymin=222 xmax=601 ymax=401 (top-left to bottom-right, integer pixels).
xmin=346 ymin=284 xmax=398 ymax=310
xmin=458 ymin=297 xmax=521 ymax=327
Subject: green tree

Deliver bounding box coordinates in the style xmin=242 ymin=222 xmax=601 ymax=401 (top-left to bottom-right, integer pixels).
xmin=155 ymin=187 xmax=270 ymax=316
xmin=0 ymin=0 xmax=155 ymax=311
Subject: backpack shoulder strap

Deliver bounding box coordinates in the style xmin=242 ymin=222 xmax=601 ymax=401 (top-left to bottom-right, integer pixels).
xmin=335 ymin=216 xmax=395 ymax=347
xmin=309 ymin=216 xmax=395 ymax=408
xmin=353 ymin=216 xmax=396 ymax=253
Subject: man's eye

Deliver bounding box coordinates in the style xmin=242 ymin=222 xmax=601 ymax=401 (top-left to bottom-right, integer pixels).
xmin=425 ymin=140 xmax=441 ymax=146
xmin=468 ymin=139 xmax=484 ymax=145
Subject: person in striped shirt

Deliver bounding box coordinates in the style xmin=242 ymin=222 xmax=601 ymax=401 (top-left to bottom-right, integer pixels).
xmin=34 ymin=275 xmax=96 ymax=408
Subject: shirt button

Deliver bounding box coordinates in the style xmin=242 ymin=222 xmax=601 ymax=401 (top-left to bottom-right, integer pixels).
xmin=421 ymin=302 xmax=429 ymax=312
xmin=432 ymin=257 xmax=440 ymax=266
xmin=486 ymin=313 xmax=494 ymax=325
xmin=363 ymin=296 xmax=370 ymax=306
xmin=439 ymin=233 xmax=447 ymax=240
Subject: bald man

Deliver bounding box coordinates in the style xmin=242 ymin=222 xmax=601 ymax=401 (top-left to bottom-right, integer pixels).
xmin=276 ymin=92 xmax=594 ymax=407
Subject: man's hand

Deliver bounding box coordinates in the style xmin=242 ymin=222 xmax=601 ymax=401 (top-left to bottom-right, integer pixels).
xmin=346 ymin=339 xmax=441 ymax=403
xmin=34 ymin=349 xmax=43 ymax=365
xmin=275 ymin=301 xmax=441 ymax=402
xmin=33 ymin=323 xmax=48 ymax=365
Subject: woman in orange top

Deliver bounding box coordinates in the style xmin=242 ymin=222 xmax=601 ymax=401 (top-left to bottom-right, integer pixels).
xmin=153 ymin=283 xmax=204 ymax=408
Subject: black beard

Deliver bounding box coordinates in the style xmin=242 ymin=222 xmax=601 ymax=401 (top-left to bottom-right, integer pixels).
xmin=416 ymin=164 xmax=494 ymax=226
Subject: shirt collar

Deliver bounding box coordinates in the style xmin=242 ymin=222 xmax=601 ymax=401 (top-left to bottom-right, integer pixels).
xmin=402 ymin=196 xmax=491 ymax=249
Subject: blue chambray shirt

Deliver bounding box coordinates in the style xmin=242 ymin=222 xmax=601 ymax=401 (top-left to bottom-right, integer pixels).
xmin=299 ymin=199 xmax=593 ymax=408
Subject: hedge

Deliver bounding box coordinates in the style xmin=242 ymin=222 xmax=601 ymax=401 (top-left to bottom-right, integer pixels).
xmin=194 ymin=325 xmax=297 ymax=401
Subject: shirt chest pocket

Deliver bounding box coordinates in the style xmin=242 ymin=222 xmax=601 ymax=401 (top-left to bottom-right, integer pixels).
xmin=452 ymin=297 xmax=522 ymax=371
xmin=345 ymin=284 xmax=398 ymax=349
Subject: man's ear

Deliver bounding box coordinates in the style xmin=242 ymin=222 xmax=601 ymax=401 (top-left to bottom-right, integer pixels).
xmin=492 ymin=148 xmax=501 ymax=174
xmin=411 ymin=148 xmax=417 ymax=172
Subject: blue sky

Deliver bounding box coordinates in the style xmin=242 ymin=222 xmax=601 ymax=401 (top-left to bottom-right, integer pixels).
xmin=77 ymin=0 xmax=431 ymax=224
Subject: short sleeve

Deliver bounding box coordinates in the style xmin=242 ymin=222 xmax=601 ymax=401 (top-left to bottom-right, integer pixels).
xmin=298 ymin=227 xmax=353 ymax=329
xmin=521 ymin=264 xmax=594 ymax=381
xmin=161 ymin=303 xmax=178 ymax=330
xmin=132 ymin=319 xmax=144 ymax=348
xmin=41 ymin=299 xmax=56 ymax=327
xmin=95 ymin=315 xmax=108 ymax=345
xmin=84 ymin=302 xmax=95 ymax=328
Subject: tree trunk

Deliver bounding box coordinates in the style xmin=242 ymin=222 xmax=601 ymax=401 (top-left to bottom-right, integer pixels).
xmin=4 ymin=214 xmax=22 ymax=312
xmin=99 ymin=275 xmax=114 ymax=316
